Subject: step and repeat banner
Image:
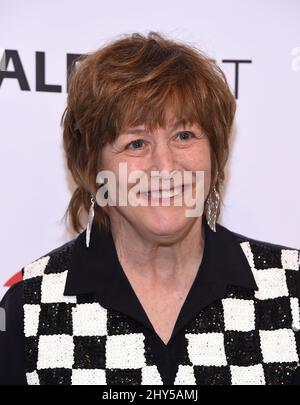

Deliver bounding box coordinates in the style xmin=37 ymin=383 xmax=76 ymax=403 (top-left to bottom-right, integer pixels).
xmin=0 ymin=0 xmax=299 ymax=298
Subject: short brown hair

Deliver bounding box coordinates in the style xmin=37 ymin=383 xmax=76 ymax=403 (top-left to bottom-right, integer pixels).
xmin=61 ymin=31 xmax=236 ymax=234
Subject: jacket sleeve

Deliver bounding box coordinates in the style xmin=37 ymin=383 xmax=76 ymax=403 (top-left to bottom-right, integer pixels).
xmin=0 ymin=281 xmax=27 ymax=385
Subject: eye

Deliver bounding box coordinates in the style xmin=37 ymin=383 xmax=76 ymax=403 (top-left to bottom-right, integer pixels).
xmin=176 ymin=131 xmax=195 ymax=141
xmin=126 ymin=139 xmax=145 ymax=150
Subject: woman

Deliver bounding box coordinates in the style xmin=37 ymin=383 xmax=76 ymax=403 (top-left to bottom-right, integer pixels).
xmin=1 ymin=32 xmax=299 ymax=385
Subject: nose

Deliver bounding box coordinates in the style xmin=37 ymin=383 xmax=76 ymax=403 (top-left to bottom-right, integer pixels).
xmin=150 ymin=139 xmax=176 ymax=174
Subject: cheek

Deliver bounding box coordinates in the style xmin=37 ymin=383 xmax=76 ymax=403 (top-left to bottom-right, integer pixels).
xmin=100 ymin=155 xmax=149 ymax=194
xmin=125 ymin=158 xmax=148 ymax=173
xmin=181 ymin=142 xmax=211 ymax=172
xmin=181 ymin=143 xmax=211 ymax=197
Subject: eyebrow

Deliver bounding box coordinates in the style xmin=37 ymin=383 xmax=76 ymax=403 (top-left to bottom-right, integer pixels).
xmin=124 ymin=118 xmax=191 ymax=135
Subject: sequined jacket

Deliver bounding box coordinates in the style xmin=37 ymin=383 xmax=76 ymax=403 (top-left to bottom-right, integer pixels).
xmin=2 ymin=223 xmax=300 ymax=385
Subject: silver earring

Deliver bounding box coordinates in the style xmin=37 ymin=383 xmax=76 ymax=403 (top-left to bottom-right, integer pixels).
xmin=86 ymin=194 xmax=95 ymax=248
xmin=205 ymin=186 xmax=220 ymax=232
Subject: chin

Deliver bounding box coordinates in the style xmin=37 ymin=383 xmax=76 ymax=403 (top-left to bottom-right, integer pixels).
xmin=135 ymin=206 xmax=196 ymax=241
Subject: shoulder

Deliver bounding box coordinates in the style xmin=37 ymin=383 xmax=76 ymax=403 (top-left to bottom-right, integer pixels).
xmin=232 ymin=227 xmax=299 ymax=252
xmin=19 ymin=238 xmax=79 ymax=312
xmin=0 ymin=237 xmax=79 ymax=340
xmin=1 ymin=237 xmax=78 ymax=308
xmin=219 ymin=225 xmax=300 ymax=303
xmin=22 ymin=237 xmax=77 ymax=281
xmin=230 ymin=228 xmax=300 ymax=272
xmin=216 ymin=222 xmax=299 ymax=270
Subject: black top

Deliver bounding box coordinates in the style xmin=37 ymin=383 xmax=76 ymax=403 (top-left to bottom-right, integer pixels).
xmin=1 ymin=220 xmax=300 ymax=385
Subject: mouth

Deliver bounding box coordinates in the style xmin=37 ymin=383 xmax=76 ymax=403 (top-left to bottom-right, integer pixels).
xmin=139 ymin=184 xmax=192 ymax=200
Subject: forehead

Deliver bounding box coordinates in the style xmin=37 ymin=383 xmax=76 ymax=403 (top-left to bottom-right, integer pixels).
xmin=116 ymin=101 xmax=203 ymax=137
xmin=126 ymin=118 xmax=195 ymax=133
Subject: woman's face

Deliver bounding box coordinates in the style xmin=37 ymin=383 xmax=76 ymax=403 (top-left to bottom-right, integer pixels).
xmin=99 ymin=111 xmax=212 ymax=241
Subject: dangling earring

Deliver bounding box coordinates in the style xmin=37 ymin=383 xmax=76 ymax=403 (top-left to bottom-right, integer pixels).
xmin=205 ymin=185 xmax=220 ymax=232
xmin=86 ymin=194 xmax=95 ymax=248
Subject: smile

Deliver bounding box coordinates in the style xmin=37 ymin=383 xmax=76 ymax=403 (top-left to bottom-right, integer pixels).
xmin=139 ymin=184 xmax=191 ymax=200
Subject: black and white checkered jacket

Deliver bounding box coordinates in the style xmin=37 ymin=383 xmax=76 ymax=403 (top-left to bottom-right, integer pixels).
xmin=22 ymin=229 xmax=300 ymax=385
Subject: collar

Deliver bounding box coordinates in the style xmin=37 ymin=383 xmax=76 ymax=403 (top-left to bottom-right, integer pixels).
xmin=64 ymin=219 xmax=258 ymax=338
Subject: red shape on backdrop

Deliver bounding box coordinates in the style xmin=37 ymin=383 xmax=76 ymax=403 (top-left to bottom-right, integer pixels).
xmin=4 ymin=270 xmax=23 ymax=287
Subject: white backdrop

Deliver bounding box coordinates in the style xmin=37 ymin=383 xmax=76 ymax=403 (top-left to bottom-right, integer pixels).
xmin=0 ymin=0 xmax=299 ymax=298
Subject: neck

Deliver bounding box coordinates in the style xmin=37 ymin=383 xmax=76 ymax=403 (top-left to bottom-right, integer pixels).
xmin=110 ymin=217 xmax=205 ymax=284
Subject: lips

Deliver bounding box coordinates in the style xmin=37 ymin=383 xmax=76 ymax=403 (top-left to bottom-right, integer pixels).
xmin=139 ymin=184 xmax=191 ymax=199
